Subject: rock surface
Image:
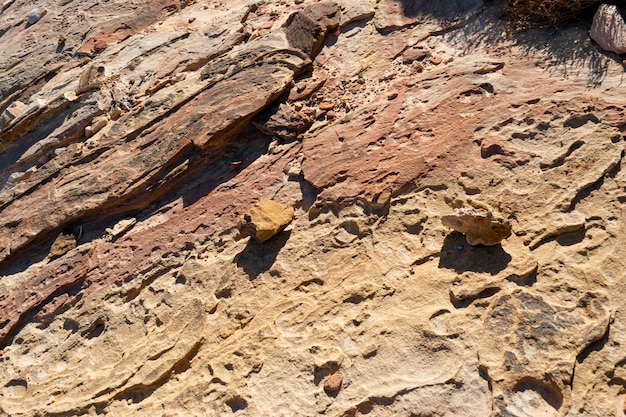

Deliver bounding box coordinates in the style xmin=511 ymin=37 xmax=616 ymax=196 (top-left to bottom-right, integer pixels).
xmin=0 ymin=1 xmax=625 ymax=416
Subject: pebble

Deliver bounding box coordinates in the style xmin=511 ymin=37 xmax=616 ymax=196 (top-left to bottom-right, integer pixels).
xmin=429 ymin=56 xmax=442 ymax=65
xmin=26 ymin=8 xmax=47 ymax=27
xmin=319 ymin=102 xmax=334 ymax=111
xmin=324 ymin=372 xmax=343 ymax=393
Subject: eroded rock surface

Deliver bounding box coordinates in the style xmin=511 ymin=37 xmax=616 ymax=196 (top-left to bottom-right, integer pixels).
xmin=0 ymin=1 xmax=625 ymax=416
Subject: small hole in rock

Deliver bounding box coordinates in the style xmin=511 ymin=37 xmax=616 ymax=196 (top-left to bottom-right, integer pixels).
xmin=226 ymin=396 xmax=248 ymax=412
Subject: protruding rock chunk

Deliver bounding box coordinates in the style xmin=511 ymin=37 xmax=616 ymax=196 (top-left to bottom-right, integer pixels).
xmin=590 ymin=4 xmax=626 ymax=54
xmin=238 ymin=200 xmax=294 ymax=243
xmin=441 ymin=208 xmax=512 ymax=246
xmin=323 ymin=372 xmax=343 ymax=394
xmin=26 ymin=8 xmax=47 ymax=27
xmin=48 ymin=232 xmax=77 ymax=260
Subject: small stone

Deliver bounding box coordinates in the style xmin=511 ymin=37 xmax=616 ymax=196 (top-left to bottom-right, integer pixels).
xmin=441 ymin=208 xmax=512 ymax=246
xmin=85 ymin=115 xmax=109 ymax=138
xmin=387 ymin=91 xmax=398 ymax=100
xmin=324 ymin=373 xmax=343 ymax=393
xmin=429 ymin=55 xmax=442 ymax=65
xmin=26 ymin=8 xmax=47 ymax=27
xmin=319 ymin=101 xmax=334 ymax=111
xmin=108 ymin=218 xmax=137 ymax=238
xmin=237 ymin=200 xmax=295 ymax=243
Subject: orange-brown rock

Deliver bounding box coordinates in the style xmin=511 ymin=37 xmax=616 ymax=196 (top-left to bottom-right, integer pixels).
xmin=238 ymin=200 xmax=295 ymax=243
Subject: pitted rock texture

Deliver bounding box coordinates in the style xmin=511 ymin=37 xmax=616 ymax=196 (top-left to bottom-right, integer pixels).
xmin=1 ymin=1 xmax=626 ymax=417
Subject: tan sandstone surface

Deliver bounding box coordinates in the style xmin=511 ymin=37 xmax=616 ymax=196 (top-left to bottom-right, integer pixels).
xmin=0 ymin=0 xmax=625 ymax=416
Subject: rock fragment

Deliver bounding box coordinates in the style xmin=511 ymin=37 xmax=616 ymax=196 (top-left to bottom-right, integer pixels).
xmin=48 ymin=232 xmax=77 ymax=260
xmin=26 ymin=8 xmax=47 ymax=27
xmin=85 ymin=115 xmax=109 ymax=138
xmin=77 ymin=65 xmax=106 ymax=94
xmin=0 ymin=100 xmax=26 ymax=128
xmin=237 ymin=200 xmax=294 ymax=243
xmin=590 ymin=4 xmax=626 ymax=54
xmin=441 ymin=208 xmax=512 ymax=246
xmin=323 ymin=372 xmax=343 ymax=394
xmin=2 ymin=0 xmax=16 ymax=11
xmin=253 ymin=103 xmax=312 ymax=140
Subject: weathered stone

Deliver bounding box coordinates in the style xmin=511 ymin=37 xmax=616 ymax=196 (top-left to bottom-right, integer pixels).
xmin=1 ymin=0 xmax=15 ymax=11
xmin=76 ymin=65 xmax=106 ymax=94
xmin=590 ymin=4 xmax=626 ymax=54
xmin=0 ymin=1 xmax=625 ymax=416
xmin=0 ymin=100 xmax=26 ymax=128
xmin=48 ymin=232 xmax=77 ymax=260
xmin=441 ymin=208 xmax=512 ymax=246
xmin=254 ymin=104 xmax=313 ymax=140
xmin=85 ymin=114 xmax=109 ymax=138
xmin=238 ymin=200 xmax=295 ymax=243
xmin=324 ymin=372 xmax=343 ymax=393
xmin=26 ymin=8 xmax=46 ymax=27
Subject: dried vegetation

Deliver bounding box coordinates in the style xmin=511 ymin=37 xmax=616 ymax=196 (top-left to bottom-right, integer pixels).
xmin=503 ymin=0 xmax=601 ymax=27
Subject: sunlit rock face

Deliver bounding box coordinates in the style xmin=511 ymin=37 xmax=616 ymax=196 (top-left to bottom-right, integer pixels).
xmin=0 ymin=1 xmax=625 ymax=416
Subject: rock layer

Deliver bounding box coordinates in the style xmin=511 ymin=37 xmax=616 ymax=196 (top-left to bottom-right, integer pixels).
xmin=0 ymin=1 xmax=625 ymax=417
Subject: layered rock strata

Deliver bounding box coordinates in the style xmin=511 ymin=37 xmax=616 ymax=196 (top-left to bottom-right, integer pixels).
xmin=0 ymin=1 xmax=625 ymax=417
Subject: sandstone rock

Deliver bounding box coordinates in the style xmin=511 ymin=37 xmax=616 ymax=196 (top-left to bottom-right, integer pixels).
xmin=85 ymin=114 xmax=109 ymax=138
xmin=340 ymin=3 xmax=375 ymax=27
xmin=590 ymin=4 xmax=626 ymax=54
xmin=441 ymin=208 xmax=512 ymax=246
xmin=253 ymin=103 xmax=313 ymax=140
xmin=0 ymin=1 xmax=625 ymax=416
xmin=324 ymin=372 xmax=343 ymax=393
xmin=76 ymin=65 xmax=106 ymax=94
xmin=0 ymin=100 xmax=26 ymax=128
xmin=26 ymin=8 xmax=46 ymax=27
xmin=238 ymin=200 xmax=295 ymax=243
xmin=1 ymin=0 xmax=15 ymax=11
xmin=48 ymin=232 xmax=77 ymax=260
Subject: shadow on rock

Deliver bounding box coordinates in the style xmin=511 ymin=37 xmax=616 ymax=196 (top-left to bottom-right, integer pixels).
xmin=438 ymin=231 xmax=511 ymax=275
xmin=234 ymin=230 xmax=291 ymax=280
xmin=397 ymin=0 xmax=483 ymax=19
